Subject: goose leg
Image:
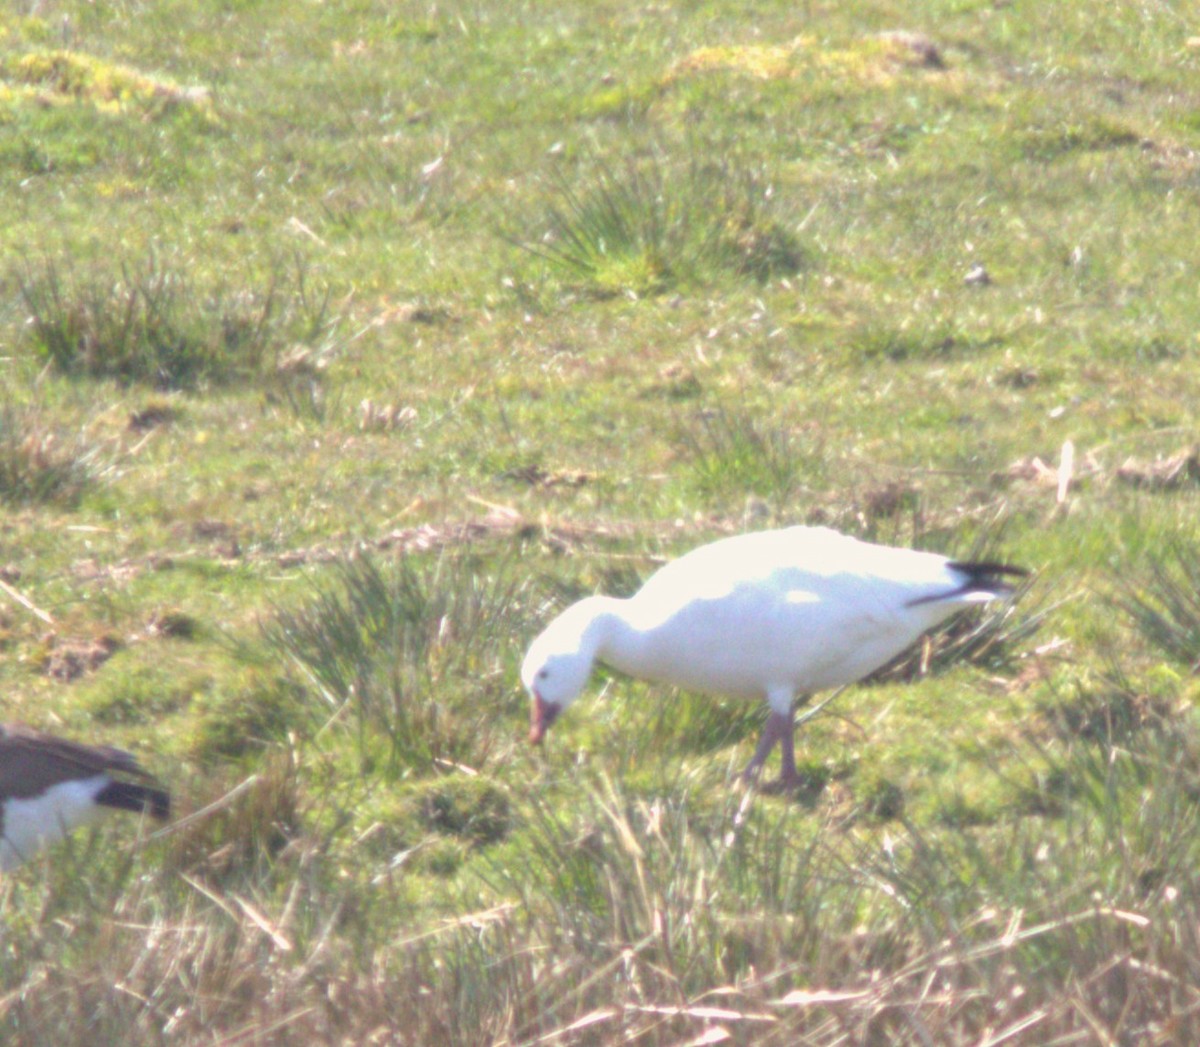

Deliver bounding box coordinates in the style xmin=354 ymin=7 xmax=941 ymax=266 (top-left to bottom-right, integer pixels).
xmin=742 ymin=708 xmax=795 ymax=785
xmin=742 ymin=702 xmax=805 ymax=790
xmin=776 ymin=707 xmax=800 ymax=789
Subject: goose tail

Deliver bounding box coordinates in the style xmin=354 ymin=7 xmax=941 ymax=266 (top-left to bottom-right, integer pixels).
xmin=908 ymin=560 xmax=1028 ymax=607
xmin=96 ymin=779 xmax=171 ymax=821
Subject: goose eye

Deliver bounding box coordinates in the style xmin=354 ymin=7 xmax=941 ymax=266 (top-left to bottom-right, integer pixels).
xmin=537 ymin=668 xmax=549 ymax=681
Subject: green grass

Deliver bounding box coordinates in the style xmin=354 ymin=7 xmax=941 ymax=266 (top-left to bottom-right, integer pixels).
xmin=1 ymin=0 xmax=1200 ymax=1042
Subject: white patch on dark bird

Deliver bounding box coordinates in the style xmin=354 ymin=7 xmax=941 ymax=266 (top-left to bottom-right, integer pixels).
xmin=0 ymin=778 xmax=112 ymax=871
xmin=0 ymin=723 xmax=170 ymax=871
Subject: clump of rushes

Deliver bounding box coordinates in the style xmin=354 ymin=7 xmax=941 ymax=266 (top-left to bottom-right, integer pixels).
xmin=522 ymin=153 xmax=806 ymax=296
xmin=1114 ymin=538 xmax=1200 ymax=669
xmin=16 ymin=252 xmax=337 ymax=391
xmin=261 ymin=552 xmax=531 ymax=775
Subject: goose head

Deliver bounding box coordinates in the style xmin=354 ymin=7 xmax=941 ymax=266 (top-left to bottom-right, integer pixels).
xmin=521 ymin=598 xmax=612 ymax=744
xmin=521 ymin=640 xmax=595 ymax=744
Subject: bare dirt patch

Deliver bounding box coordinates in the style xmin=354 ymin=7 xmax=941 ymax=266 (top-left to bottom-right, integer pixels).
xmin=43 ymin=634 xmax=120 ymax=681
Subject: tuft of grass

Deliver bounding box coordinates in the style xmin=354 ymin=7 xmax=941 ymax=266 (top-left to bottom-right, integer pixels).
xmin=674 ymin=405 xmax=823 ymax=508
xmin=408 ymin=775 xmax=513 ymax=846
xmin=261 ymin=552 xmax=531 ymax=776
xmin=519 ymin=154 xmax=806 ymax=296
xmin=164 ymin=752 xmax=305 ymax=883
xmin=1114 ymin=538 xmax=1200 ymax=669
xmin=16 ymin=253 xmax=338 ymax=392
xmin=0 ymin=403 xmax=95 ymax=506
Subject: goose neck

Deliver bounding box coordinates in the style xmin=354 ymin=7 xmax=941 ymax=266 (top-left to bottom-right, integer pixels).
xmin=578 ymin=595 xmax=649 ymax=672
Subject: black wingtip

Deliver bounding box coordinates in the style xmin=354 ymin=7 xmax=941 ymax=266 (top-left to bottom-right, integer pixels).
xmin=946 ymin=560 xmax=1029 ymax=581
xmin=945 ymin=560 xmax=1029 ymax=601
xmin=906 ymin=559 xmax=1029 ymax=608
xmin=95 ymin=780 xmax=171 ymax=821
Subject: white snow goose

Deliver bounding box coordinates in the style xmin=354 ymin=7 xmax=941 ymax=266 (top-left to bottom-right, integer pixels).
xmin=522 ymin=525 xmax=1026 ymax=789
xmin=0 ymin=723 xmax=170 ymax=871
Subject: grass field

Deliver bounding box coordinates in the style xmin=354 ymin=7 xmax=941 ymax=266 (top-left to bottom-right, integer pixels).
xmin=1 ymin=1 xmax=1199 ymax=1042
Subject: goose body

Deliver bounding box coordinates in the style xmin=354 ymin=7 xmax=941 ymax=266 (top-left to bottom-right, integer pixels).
xmin=522 ymin=526 xmax=1025 ymax=787
xmin=0 ymin=724 xmax=170 ymax=871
